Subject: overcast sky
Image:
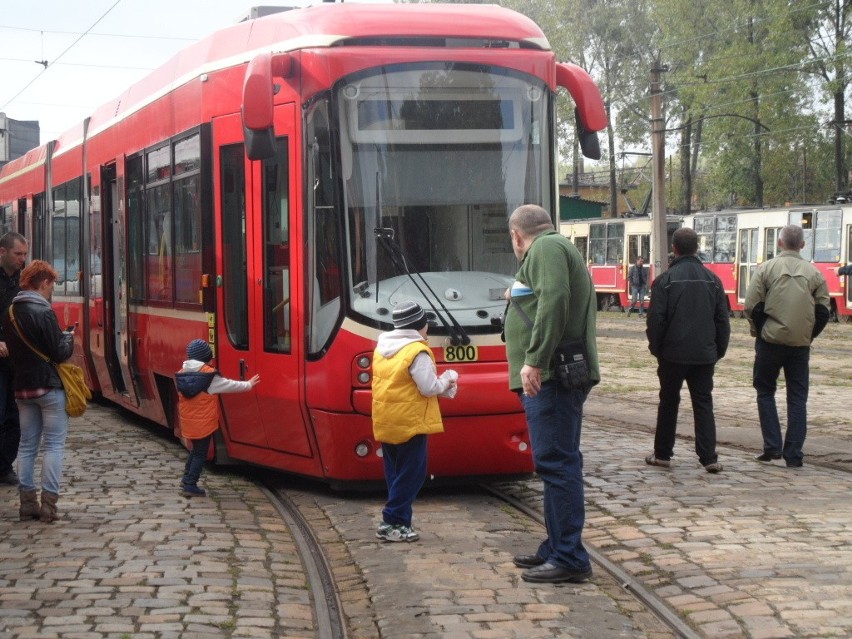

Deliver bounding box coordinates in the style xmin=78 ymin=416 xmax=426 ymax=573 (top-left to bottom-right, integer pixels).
xmin=0 ymin=0 xmax=388 ymax=142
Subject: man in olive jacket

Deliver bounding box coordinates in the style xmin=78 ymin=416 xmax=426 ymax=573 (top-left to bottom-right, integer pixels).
xmin=645 ymin=227 xmax=730 ymax=473
xmin=504 ymin=204 xmax=598 ymax=585
xmin=744 ymin=224 xmax=829 ymax=468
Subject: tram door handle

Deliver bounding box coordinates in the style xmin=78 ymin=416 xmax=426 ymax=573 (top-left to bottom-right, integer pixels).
xmin=240 ymin=359 xmax=247 ymax=380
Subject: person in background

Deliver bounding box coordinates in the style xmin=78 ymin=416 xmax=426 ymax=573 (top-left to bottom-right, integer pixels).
xmin=371 ymin=301 xmax=458 ymax=543
xmin=645 ymin=228 xmax=730 ymax=474
xmin=175 ymin=339 xmax=259 ymax=497
xmin=504 ymin=204 xmax=599 ymax=584
xmin=0 ymin=232 xmax=28 ymax=486
xmin=833 ymin=264 xmax=852 ymax=277
xmin=2 ymin=260 xmax=73 ymax=523
xmin=745 ymin=225 xmax=830 ymax=468
xmin=626 ymin=256 xmax=648 ymax=318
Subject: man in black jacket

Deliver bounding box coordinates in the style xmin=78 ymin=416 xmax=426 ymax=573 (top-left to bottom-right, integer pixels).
xmin=645 ymin=228 xmax=730 ymax=473
xmin=0 ymin=232 xmax=27 ymax=485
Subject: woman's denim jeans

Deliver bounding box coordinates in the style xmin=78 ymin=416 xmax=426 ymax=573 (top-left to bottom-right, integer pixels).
xmin=520 ymin=380 xmax=591 ymax=571
xmin=17 ymin=389 xmax=69 ymax=494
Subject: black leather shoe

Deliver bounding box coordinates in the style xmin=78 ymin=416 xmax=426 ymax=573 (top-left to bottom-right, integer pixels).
xmin=785 ymin=460 xmax=803 ymax=468
xmin=513 ymin=554 xmax=546 ymax=569
xmin=755 ymin=452 xmax=782 ymax=462
xmin=521 ymin=562 xmax=592 ymax=584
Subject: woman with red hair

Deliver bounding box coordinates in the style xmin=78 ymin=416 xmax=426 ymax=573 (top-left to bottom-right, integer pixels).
xmin=2 ymin=260 xmax=74 ymax=523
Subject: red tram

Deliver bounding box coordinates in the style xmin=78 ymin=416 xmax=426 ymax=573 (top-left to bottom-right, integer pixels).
xmin=0 ymin=3 xmax=607 ymax=484
xmin=562 ymin=203 xmax=852 ymax=319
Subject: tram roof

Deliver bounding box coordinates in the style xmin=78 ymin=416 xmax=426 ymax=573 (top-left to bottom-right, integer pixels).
xmin=65 ymin=3 xmax=547 ymax=151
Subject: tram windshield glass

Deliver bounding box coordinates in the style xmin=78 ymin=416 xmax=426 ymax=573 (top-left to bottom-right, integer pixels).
xmin=339 ymin=65 xmax=551 ymax=333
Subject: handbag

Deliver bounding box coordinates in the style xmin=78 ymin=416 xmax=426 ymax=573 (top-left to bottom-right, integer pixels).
xmin=8 ymin=305 xmax=91 ymax=417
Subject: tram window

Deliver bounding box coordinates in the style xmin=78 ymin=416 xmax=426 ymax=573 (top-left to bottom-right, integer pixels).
xmin=694 ymin=217 xmax=714 ymax=262
xmin=220 ymin=144 xmax=248 ymax=351
xmin=573 ymin=236 xmax=588 ymax=262
xmin=127 ymin=155 xmax=145 ymax=302
xmin=51 ymin=178 xmax=82 ymax=295
xmin=306 ymin=100 xmax=341 ymax=355
xmin=147 ymin=145 xmax=170 ymax=182
xmin=262 ymin=139 xmax=291 ymax=354
xmin=713 ymin=215 xmax=736 ymax=262
xmin=789 ymin=211 xmax=814 ymax=261
xmin=764 ymin=227 xmax=780 ymax=261
xmin=588 ymin=223 xmax=623 ymax=265
xmin=627 ymin=235 xmax=650 ymax=264
xmin=174 ymin=174 xmax=201 ymax=303
xmin=174 ymin=135 xmax=200 ymax=175
xmin=813 ymin=210 xmax=841 ymax=262
xmin=0 ymin=205 xmax=11 ymax=236
xmin=146 ymin=184 xmax=173 ymax=302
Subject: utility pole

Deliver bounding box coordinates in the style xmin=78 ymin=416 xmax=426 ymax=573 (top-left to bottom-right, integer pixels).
xmin=650 ymin=60 xmax=669 ymax=274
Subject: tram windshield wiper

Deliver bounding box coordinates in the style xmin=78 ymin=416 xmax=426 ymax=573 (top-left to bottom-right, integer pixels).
xmin=374 ymin=228 xmax=470 ymax=346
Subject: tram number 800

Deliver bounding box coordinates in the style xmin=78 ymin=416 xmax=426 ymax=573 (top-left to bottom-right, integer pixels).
xmin=444 ymin=345 xmax=478 ymax=362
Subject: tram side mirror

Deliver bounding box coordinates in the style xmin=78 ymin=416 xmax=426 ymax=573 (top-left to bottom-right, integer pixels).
xmin=555 ymin=62 xmax=607 ymax=161
xmin=575 ymin=108 xmax=601 ymax=161
xmin=242 ymin=52 xmax=293 ymax=161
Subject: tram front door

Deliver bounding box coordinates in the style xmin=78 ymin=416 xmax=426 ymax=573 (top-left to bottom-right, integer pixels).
xmin=212 ymin=110 xmax=312 ymax=459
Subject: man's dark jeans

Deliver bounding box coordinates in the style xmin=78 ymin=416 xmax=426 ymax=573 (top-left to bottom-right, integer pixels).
xmin=0 ymin=369 xmax=21 ymax=476
xmin=521 ymin=381 xmax=591 ymax=571
xmin=753 ymin=338 xmax=810 ymax=466
xmin=654 ymin=359 xmax=718 ymax=466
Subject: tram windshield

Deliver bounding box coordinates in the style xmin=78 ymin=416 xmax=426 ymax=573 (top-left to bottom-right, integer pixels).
xmin=339 ymin=65 xmax=551 ymax=333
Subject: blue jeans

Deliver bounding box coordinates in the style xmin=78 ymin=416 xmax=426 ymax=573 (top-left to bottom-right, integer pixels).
xmin=0 ymin=368 xmax=21 ymax=475
xmin=753 ymin=339 xmax=810 ymax=465
xmin=521 ymin=381 xmax=591 ymax=571
xmin=629 ymin=287 xmax=646 ymax=314
xmin=17 ymin=389 xmax=68 ymax=494
xmin=182 ymin=434 xmax=213 ymax=486
xmin=381 ymin=434 xmax=428 ymax=528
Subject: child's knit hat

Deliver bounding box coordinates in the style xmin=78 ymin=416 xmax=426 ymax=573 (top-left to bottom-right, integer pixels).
xmin=186 ymin=339 xmax=213 ymax=363
xmin=392 ymin=301 xmax=427 ymax=330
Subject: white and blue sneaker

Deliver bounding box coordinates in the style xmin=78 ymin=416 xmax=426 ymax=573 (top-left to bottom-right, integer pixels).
xmin=375 ymin=523 xmax=419 ymax=542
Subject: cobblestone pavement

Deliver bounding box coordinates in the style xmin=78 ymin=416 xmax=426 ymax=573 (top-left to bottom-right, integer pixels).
xmin=0 ymin=313 xmax=849 ymax=638
xmin=0 ymin=407 xmax=314 ymax=639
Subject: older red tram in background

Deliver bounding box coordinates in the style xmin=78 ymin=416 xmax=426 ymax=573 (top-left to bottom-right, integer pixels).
xmin=562 ymin=203 xmax=852 ymax=320
xmin=0 ymin=3 xmax=607 ymax=485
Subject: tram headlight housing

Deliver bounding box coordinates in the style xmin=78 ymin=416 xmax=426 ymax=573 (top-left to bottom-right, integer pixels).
xmin=353 ymin=353 xmax=373 ymax=387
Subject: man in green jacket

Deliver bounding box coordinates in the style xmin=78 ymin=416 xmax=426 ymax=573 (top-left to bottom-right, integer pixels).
xmin=504 ymin=204 xmax=599 ymax=584
xmin=744 ymin=224 xmax=830 ymax=468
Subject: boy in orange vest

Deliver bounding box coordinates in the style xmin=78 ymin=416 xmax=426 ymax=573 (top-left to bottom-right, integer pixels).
xmin=371 ymin=301 xmax=458 ymax=541
xmin=175 ymin=339 xmax=260 ymax=497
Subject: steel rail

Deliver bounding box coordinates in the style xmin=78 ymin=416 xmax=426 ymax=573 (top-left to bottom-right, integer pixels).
xmin=481 ymin=483 xmax=704 ymax=639
xmin=261 ymin=484 xmax=348 ymax=639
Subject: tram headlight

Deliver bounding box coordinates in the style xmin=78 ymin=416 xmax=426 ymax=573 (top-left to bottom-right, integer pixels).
xmin=357 ymin=371 xmax=371 ymax=384
xmin=355 ymin=441 xmax=371 ymax=457
xmin=357 ymin=356 xmax=370 ymax=369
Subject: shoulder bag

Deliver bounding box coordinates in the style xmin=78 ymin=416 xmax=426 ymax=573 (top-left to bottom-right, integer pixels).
xmin=509 ymin=295 xmax=593 ymax=393
xmin=8 ymin=304 xmax=91 ymax=417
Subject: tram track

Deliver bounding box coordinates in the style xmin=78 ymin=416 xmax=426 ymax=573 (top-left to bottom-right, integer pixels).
xmin=482 ymin=483 xmax=702 ymax=639
xmin=261 ymin=483 xmax=349 ymax=639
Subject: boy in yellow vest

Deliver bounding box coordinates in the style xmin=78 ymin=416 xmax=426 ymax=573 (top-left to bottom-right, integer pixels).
xmin=175 ymin=339 xmax=260 ymax=497
xmin=371 ymin=301 xmax=458 ymax=541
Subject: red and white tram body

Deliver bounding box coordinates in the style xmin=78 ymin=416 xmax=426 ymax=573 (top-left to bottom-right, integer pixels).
xmin=560 ymin=216 xmax=681 ymax=311
xmin=0 ymin=4 xmax=607 ymax=484
xmin=562 ymin=205 xmax=852 ymax=319
xmin=682 ymin=205 xmax=852 ymax=318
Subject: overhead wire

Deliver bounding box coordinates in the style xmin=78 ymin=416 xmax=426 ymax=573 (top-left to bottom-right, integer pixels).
xmin=0 ymin=0 xmax=125 ymax=112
